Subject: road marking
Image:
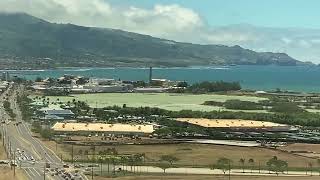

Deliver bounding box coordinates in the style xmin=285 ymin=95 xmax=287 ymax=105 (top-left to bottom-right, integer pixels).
xmin=26 ymin=168 xmax=36 ymax=177
xmin=21 ymin=123 xmax=57 ymax=163
xmin=32 ymin=168 xmax=41 ymax=177
xmin=24 ymin=169 xmax=33 ymax=180
xmin=7 ymin=126 xmax=41 ymax=160
xmin=14 ymin=125 xmax=42 ymax=160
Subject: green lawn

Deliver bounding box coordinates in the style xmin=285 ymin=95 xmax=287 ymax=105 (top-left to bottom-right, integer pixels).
xmin=31 ymin=93 xmax=268 ymax=112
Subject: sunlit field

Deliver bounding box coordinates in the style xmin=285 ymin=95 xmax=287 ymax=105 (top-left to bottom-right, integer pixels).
xmin=32 ymin=93 xmax=268 ymax=112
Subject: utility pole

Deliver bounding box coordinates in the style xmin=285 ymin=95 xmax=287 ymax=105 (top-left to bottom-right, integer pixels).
xmin=228 ymin=160 xmax=231 ymax=180
xmin=9 ymin=141 xmax=12 ymax=170
xmin=100 ymin=161 xmax=103 ymax=176
xmin=13 ymin=151 xmax=15 ymax=177
xmin=91 ymin=166 xmax=94 ymax=180
xmin=107 ymin=159 xmax=110 ymax=174
xmin=2 ymin=128 xmax=4 ymax=145
xmin=43 ymin=162 xmax=46 ymax=180
xmin=71 ymin=144 xmax=74 ymax=165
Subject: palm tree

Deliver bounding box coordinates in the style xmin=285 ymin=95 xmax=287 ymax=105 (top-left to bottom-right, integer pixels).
xmin=120 ymin=156 xmax=128 ymax=174
xmin=248 ymin=158 xmax=255 ymax=173
xmin=213 ymin=157 xmax=232 ymax=175
xmin=84 ymin=150 xmax=89 ymax=160
xmin=317 ymin=159 xmax=320 ymax=176
xmin=308 ymin=162 xmax=313 ymax=176
xmin=239 ymin=158 xmax=245 ymax=173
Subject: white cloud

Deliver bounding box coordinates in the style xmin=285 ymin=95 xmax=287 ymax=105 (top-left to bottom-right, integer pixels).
xmin=0 ymin=0 xmax=204 ymax=39
xmin=1 ymin=0 xmax=320 ymax=62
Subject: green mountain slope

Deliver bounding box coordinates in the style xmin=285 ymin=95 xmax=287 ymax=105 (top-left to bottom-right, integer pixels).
xmin=0 ymin=13 xmax=302 ymax=69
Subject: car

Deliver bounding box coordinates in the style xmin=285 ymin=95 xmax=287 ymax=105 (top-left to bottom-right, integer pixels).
xmin=0 ymin=160 xmax=8 ymax=164
xmin=83 ymin=171 xmax=90 ymax=175
xmin=63 ymin=164 xmax=69 ymax=168
xmin=45 ymin=163 xmax=50 ymax=168
xmin=84 ymin=168 xmax=91 ymax=171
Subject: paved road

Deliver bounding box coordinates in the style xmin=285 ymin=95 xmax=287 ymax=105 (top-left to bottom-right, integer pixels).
xmin=0 ymin=84 xmax=87 ymax=180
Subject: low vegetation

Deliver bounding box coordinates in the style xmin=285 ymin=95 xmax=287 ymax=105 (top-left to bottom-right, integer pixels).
xmin=186 ymin=81 xmax=241 ymax=93
xmin=17 ymin=94 xmax=33 ymax=121
xmin=203 ymin=99 xmax=264 ymax=110
xmin=3 ymin=100 xmax=15 ymax=120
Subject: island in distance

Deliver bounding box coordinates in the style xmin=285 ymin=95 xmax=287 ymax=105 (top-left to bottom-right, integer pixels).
xmin=0 ymin=13 xmax=310 ymax=69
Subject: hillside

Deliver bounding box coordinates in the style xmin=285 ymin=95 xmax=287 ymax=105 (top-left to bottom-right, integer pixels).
xmin=0 ymin=13 xmax=303 ymax=69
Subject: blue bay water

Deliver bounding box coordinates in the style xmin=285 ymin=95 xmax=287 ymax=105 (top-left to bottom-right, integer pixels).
xmin=5 ymin=65 xmax=320 ymax=92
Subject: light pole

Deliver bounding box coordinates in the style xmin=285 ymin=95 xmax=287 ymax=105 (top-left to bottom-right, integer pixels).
xmin=71 ymin=144 xmax=74 ymax=165
xmin=13 ymin=151 xmax=15 ymax=177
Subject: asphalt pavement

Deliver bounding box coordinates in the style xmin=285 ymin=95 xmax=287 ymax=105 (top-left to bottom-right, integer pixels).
xmin=0 ymin=84 xmax=87 ymax=180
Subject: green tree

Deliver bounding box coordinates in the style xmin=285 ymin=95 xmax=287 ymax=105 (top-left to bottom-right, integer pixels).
xmin=239 ymin=158 xmax=245 ymax=173
xmin=308 ymin=162 xmax=313 ymax=176
xmin=271 ymin=102 xmax=305 ymax=113
xmin=266 ymin=156 xmax=288 ymax=175
xmin=214 ymin=157 xmax=232 ymax=174
xmin=40 ymin=128 xmax=53 ymax=140
xmin=158 ymin=163 xmax=171 ymax=173
xmin=160 ymin=155 xmax=179 ymax=166
xmin=248 ymin=158 xmax=255 ymax=173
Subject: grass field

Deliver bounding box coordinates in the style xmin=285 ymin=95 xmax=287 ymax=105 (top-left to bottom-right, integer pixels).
xmin=34 ymin=93 xmax=268 ymax=112
xmin=44 ymin=141 xmax=318 ymax=168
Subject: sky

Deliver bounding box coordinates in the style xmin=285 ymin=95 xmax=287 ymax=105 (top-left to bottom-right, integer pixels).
xmin=1 ymin=0 xmax=320 ymax=63
xmin=109 ymin=0 xmax=320 ymax=29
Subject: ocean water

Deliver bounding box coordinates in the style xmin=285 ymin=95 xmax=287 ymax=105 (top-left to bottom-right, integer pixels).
xmin=5 ymin=65 xmax=320 ymax=92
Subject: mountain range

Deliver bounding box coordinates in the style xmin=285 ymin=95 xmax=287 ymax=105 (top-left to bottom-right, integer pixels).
xmin=0 ymin=13 xmax=306 ymax=69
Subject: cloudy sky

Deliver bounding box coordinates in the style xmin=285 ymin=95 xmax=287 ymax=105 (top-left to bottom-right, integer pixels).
xmin=1 ymin=0 xmax=320 ymax=63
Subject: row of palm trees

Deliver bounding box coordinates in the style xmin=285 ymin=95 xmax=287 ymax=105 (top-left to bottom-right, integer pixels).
xmin=215 ymin=157 xmax=320 ymax=176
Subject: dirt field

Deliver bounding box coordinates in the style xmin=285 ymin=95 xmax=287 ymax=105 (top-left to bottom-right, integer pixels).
xmin=279 ymin=143 xmax=320 ymax=153
xmin=278 ymin=143 xmax=320 ymax=159
xmin=0 ymin=167 xmax=27 ymax=180
xmin=177 ymin=118 xmax=284 ymax=128
xmin=43 ymin=140 xmax=319 ymax=168
xmin=94 ymin=174 xmax=320 ymax=180
xmin=0 ymin=144 xmax=7 ymax=160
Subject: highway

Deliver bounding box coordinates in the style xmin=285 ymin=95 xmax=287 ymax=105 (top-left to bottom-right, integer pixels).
xmin=0 ymin=83 xmax=87 ymax=180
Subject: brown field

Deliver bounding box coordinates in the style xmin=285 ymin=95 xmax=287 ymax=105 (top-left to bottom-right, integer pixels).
xmin=177 ymin=118 xmax=285 ymax=128
xmin=0 ymin=143 xmax=7 ymax=160
xmin=278 ymin=143 xmax=320 ymax=159
xmin=279 ymin=143 xmax=320 ymax=153
xmin=43 ymin=140 xmax=319 ymax=168
xmin=94 ymin=175 xmax=320 ymax=180
xmin=0 ymin=167 xmax=27 ymax=180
